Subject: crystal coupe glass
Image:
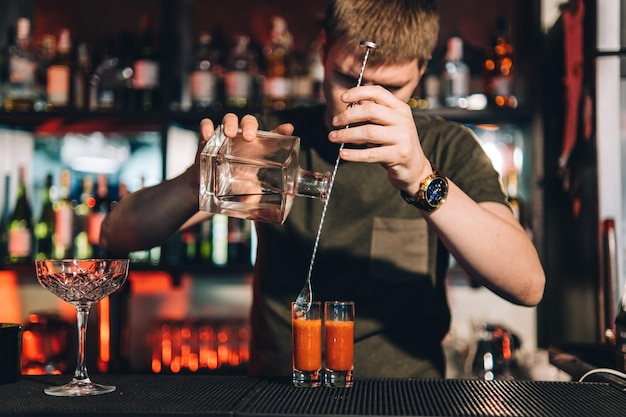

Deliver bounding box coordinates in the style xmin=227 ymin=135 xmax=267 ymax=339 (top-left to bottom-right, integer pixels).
xmin=34 ymin=259 xmax=129 ymax=396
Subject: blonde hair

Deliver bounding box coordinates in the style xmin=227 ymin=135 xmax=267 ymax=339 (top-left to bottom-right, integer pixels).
xmin=323 ymin=0 xmax=440 ymax=68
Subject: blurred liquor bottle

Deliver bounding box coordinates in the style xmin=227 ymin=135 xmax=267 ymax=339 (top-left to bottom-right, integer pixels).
xmin=227 ymin=217 xmax=242 ymax=265
xmin=211 ymin=213 xmax=228 ymax=267
xmin=7 ymin=165 xmax=34 ymax=264
xmin=133 ymin=13 xmax=160 ymax=112
xmin=36 ymin=34 xmax=56 ymax=110
xmin=442 ymin=36 xmax=469 ymax=108
xmin=224 ymin=34 xmax=258 ymax=109
xmin=111 ymin=181 xmax=128 ymax=211
xmin=72 ymin=42 xmax=91 ymax=112
xmin=34 ymin=173 xmax=55 ymax=260
xmin=307 ymin=36 xmax=324 ymax=104
xmin=90 ymin=37 xmax=123 ymax=111
xmin=262 ymin=16 xmax=294 ymax=111
xmin=0 ymin=174 xmax=11 ymax=263
xmin=484 ymin=17 xmax=516 ymax=108
xmin=290 ymin=35 xmax=325 ymax=106
xmin=46 ymin=28 xmax=73 ymax=111
xmin=54 ymin=169 xmax=74 ymax=259
xmin=504 ymin=168 xmax=521 ymax=221
xmin=421 ymin=64 xmax=442 ymax=110
xmin=4 ymin=18 xmax=38 ymax=112
xmin=0 ymin=26 xmax=16 ymax=109
xmin=73 ymin=175 xmax=94 ymax=259
xmin=290 ymin=51 xmax=312 ymax=106
xmin=124 ymin=178 xmax=161 ymax=265
xmin=167 ymin=222 xmax=197 ymax=266
xmin=88 ymin=173 xmax=112 ymax=257
xmin=227 ymin=218 xmax=252 ymax=267
xmin=197 ymin=219 xmax=212 ymax=264
xmin=188 ymin=31 xmax=222 ymax=111
xmin=180 ymin=224 xmax=197 ymax=263
xmin=118 ymin=31 xmax=137 ymax=112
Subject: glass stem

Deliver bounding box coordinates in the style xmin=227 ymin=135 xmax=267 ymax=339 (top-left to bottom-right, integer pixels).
xmin=73 ymin=303 xmax=92 ymax=382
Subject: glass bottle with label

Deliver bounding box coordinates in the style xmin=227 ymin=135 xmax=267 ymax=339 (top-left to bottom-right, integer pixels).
xmin=0 ymin=26 xmax=16 ymax=110
xmin=189 ymin=31 xmax=221 ymax=111
xmin=262 ymin=16 xmax=294 ymax=111
xmin=90 ymin=37 xmax=123 ymax=111
xmin=133 ymin=13 xmax=160 ymax=112
xmin=36 ymin=34 xmax=56 ymax=110
xmin=88 ymin=173 xmax=111 ymax=257
xmin=442 ymin=36 xmax=469 ymax=108
xmin=484 ymin=17 xmax=516 ymax=108
xmin=224 ymin=34 xmax=258 ymax=109
xmin=5 ymin=18 xmax=38 ymax=112
xmin=73 ymin=42 xmax=91 ymax=111
xmin=54 ymin=169 xmax=74 ymax=259
xmin=73 ymin=175 xmax=93 ymax=259
xmin=290 ymin=51 xmax=311 ymax=106
xmin=46 ymin=28 xmax=73 ymax=111
xmin=8 ymin=165 xmax=33 ymax=264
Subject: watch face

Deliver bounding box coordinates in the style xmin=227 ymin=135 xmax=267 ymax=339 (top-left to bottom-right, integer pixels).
xmin=426 ymin=177 xmax=447 ymax=206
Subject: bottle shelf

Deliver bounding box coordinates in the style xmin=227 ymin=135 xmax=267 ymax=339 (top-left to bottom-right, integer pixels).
xmin=0 ymin=0 xmax=541 ymax=278
xmin=0 ymin=105 xmax=533 ymax=132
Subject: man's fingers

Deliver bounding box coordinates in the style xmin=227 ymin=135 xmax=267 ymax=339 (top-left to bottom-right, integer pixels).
xmin=199 ymin=118 xmax=215 ymax=141
xmin=222 ymin=113 xmax=240 ymax=136
xmin=273 ymin=123 xmax=295 ymax=136
xmin=241 ymin=115 xmax=260 ymax=141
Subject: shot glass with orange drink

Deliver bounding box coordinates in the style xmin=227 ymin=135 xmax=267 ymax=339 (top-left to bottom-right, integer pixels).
xmin=324 ymin=301 xmax=355 ymax=387
xmin=291 ymin=301 xmax=322 ymax=387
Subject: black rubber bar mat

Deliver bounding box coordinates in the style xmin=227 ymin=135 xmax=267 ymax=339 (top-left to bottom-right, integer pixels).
xmin=2 ymin=375 xmax=626 ymax=416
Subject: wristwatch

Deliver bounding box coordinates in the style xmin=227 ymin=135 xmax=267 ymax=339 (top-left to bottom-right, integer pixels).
xmin=400 ymin=162 xmax=448 ymax=212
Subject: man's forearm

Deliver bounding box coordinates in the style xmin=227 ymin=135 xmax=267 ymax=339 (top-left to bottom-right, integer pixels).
xmin=100 ymin=169 xmax=199 ymax=253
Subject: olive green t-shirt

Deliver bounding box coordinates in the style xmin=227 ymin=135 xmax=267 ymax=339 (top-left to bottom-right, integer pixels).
xmin=248 ymin=105 xmax=508 ymax=378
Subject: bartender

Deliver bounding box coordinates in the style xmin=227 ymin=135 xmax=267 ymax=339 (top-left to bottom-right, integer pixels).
xmin=101 ymin=0 xmax=545 ymax=378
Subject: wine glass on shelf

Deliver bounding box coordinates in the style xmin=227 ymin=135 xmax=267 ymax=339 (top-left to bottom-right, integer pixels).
xmin=34 ymin=258 xmax=130 ymax=396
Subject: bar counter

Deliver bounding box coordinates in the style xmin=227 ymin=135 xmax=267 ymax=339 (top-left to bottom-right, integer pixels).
xmin=1 ymin=374 xmax=626 ymax=417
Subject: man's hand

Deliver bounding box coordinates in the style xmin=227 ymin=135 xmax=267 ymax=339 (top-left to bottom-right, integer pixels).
xmin=327 ymin=85 xmax=432 ymax=196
